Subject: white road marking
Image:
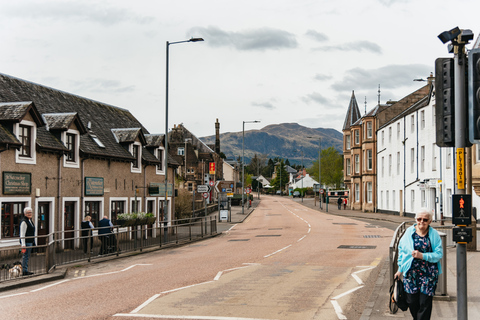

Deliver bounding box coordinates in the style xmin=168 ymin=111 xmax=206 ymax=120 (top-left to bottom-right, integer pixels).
xmin=263 ymin=245 xmax=292 ymax=258
xmin=114 ymin=313 xmax=278 ymax=319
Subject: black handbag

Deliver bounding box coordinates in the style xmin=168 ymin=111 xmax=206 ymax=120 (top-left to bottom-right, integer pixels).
xmin=389 ymin=278 xmax=408 ymax=313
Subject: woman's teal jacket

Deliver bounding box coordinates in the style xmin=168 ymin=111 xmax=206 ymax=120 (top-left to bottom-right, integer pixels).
xmin=397 ymin=224 xmax=443 ymax=276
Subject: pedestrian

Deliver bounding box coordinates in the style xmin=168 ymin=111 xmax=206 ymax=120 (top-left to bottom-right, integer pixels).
xmin=19 ymin=207 xmax=35 ymax=276
xmin=81 ymin=215 xmax=94 ymax=254
xmin=337 ymin=197 xmax=342 ymax=210
xmin=343 ymin=197 xmax=347 ymax=210
xmin=394 ymin=208 xmax=443 ymax=320
xmin=98 ymin=216 xmax=113 ymax=255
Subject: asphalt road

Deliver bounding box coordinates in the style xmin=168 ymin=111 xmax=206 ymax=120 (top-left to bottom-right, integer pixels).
xmin=0 ymin=195 xmax=394 ymax=320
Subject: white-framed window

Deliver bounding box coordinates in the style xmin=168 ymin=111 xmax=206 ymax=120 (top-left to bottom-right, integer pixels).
xmin=380 ymin=191 xmax=383 ymax=208
xmin=389 ymin=127 xmax=392 ymax=143
xmin=432 ymin=143 xmax=437 ymax=171
xmin=367 ymin=150 xmax=372 ymax=170
xmin=381 ymin=156 xmax=384 ymax=177
xmin=110 ymin=197 xmax=127 ymax=225
xmin=354 ymin=154 xmax=360 ymax=173
xmin=420 ymin=146 xmax=425 ymax=172
xmin=397 ymin=122 xmax=400 ymax=140
xmin=411 ymin=148 xmax=415 ymax=174
xmin=411 ymin=190 xmax=415 ymax=212
xmin=130 ymin=197 xmax=142 ymax=214
xmin=389 ymin=154 xmax=392 ymax=176
xmin=346 ymin=135 xmax=351 ymax=150
xmin=420 ymin=110 xmax=425 ymax=129
xmin=367 ymin=182 xmax=372 ymax=203
xmin=386 ymin=190 xmax=389 ymax=209
xmin=421 ymin=190 xmax=426 ymax=207
xmin=411 ymin=115 xmax=415 ymax=133
xmin=447 ymin=149 xmax=452 ymax=168
xmin=15 ymin=120 xmax=37 ymax=165
xmin=392 ymin=190 xmax=396 ymax=209
xmin=397 ymin=152 xmax=400 ymax=175
xmin=63 ymin=129 xmax=80 ymax=168
xmin=130 ymin=142 xmax=142 ymax=173
xmin=367 ymin=122 xmax=373 ymax=138
xmin=346 ymin=158 xmax=351 ymax=175
xmin=355 ymin=183 xmax=360 ymax=202
xmin=156 ymin=147 xmax=165 ymax=175
xmin=382 ymin=130 xmax=385 ymax=147
xmin=177 ymin=147 xmax=185 ymax=156
xmin=354 ymin=130 xmax=359 ymax=145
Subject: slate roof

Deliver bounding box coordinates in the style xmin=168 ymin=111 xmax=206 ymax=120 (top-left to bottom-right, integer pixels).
xmin=0 ymin=73 xmax=159 ymax=162
xmin=0 ymin=124 xmax=21 ymax=147
xmin=342 ymin=91 xmax=361 ymax=131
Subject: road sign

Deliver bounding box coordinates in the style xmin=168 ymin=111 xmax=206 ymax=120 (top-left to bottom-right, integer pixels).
xmin=320 ymin=189 xmax=324 ymax=194
xmin=197 ymin=185 xmax=210 ymax=193
xmin=209 ymin=180 xmax=214 ymax=187
xmin=246 ymin=188 xmax=251 ymax=194
xmin=202 ymin=192 xmax=209 ymax=199
xmin=215 ymin=180 xmax=235 ymax=193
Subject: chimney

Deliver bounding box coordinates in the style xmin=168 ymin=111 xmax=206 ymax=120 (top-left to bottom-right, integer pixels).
xmin=215 ymin=118 xmax=220 ymax=154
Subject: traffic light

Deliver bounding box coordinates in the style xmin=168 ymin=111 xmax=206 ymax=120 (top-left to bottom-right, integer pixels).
xmin=435 ymin=57 xmax=455 ymax=147
xmin=468 ymin=48 xmax=480 ymax=143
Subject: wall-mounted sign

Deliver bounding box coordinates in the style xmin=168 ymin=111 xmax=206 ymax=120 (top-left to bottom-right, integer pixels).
xmin=150 ymin=182 xmax=173 ymax=197
xmin=3 ymin=172 xmax=31 ymax=195
xmin=85 ymin=177 xmax=104 ymax=196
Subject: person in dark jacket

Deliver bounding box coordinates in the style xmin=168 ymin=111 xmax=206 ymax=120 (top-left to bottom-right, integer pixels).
xmin=20 ymin=207 xmax=36 ymax=276
xmin=337 ymin=197 xmax=342 ymax=210
xmin=98 ymin=216 xmax=113 ymax=255
xmin=81 ymin=215 xmax=94 ymax=254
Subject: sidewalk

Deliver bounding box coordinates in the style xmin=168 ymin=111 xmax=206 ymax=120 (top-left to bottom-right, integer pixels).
xmin=295 ymin=196 xmax=480 ymax=319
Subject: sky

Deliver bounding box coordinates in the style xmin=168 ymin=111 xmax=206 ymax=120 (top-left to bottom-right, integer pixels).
xmin=0 ymin=0 xmax=479 ymax=138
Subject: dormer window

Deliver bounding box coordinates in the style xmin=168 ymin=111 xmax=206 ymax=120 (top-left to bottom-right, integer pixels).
xmin=132 ymin=144 xmax=139 ymax=168
xmin=177 ymin=147 xmax=185 ymax=156
xmin=63 ymin=129 xmax=80 ymax=168
xmin=15 ymin=120 xmax=37 ymax=165
xmin=156 ymin=147 xmax=164 ymax=174
xmin=130 ymin=142 xmax=142 ymax=173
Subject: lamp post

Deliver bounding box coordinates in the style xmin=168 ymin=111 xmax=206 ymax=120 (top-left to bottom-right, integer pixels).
xmin=307 ymin=136 xmax=322 ymax=209
xmin=301 ymin=149 xmax=304 ymax=202
xmin=242 ymin=120 xmax=260 ymax=214
xmin=164 ymin=37 xmax=203 ymax=225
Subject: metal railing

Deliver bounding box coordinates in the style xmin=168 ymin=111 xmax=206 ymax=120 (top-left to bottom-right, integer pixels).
xmin=389 ymin=221 xmax=449 ymax=300
xmin=0 ymin=216 xmax=217 ymax=283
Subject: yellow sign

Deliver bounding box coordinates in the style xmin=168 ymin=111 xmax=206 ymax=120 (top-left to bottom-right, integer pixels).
xmin=457 ymin=148 xmax=465 ymax=189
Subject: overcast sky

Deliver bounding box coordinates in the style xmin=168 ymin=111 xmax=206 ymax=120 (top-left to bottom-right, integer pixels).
xmin=0 ymin=0 xmax=478 ymax=138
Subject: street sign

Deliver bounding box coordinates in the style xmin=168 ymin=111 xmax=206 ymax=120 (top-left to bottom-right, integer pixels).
xmin=452 ymin=194 xmax=471 ymax=225
xmin=246 ymin=188 xmax=251 ymax=194
xmin=215 ymin=180 xmax=235 ymax=193
xmin=227 ymin=193 xmax=234 ymax=197
xmin=209 ymin=180 xmax=214 ymax=187
xmin=202 ymin=192 xmax=209 ymax=199
xmin=197 ymin=185 xmax=210 ymax=193
xmin=320 ymin=189 xmax=324 ymax=194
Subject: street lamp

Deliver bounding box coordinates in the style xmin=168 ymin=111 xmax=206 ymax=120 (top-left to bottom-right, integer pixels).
xmin=307 ymin=136 xmax=321 ymax=209
xmin=164 ymin=37 xmax=204 ymax=224
xmin=242 ymin=120 xmax=260 ymax=214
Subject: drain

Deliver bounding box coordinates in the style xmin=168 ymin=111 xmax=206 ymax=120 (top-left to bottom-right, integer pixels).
xmin=256 ymin=235 xmax=281 ymax=237
xmin=338 ymin=245 xmax=377 ymax=249
xmin=364 ymin=235 xmax=381 ymax=238
xmin=269 ymin=228 xmax=283 ymax=230
xmin=333 ymin=223 xmax=357 ymax=225
xmin=228 ymin=239 xmax=250 ymax=242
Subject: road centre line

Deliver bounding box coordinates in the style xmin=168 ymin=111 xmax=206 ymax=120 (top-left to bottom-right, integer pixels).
xmin=263 ymin=245 xmax=292 ymax=258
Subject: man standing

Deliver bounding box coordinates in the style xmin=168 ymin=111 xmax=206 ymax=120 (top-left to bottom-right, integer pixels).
xmin=20 ymin=207 xmax=35 ymax=276
xmin=98 ymin=216 xmax=113 ymax=255
xmin=81 ymin=215 xmax=94 ymax=254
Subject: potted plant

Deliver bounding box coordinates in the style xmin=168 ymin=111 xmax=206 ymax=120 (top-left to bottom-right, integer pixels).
xmin=145 ymin=212 xmax=156 ymax=225
xmin=135 ymin=212 xmax=148 ymax=225
xmin=117 ymin=213 xmax=136 ymax=227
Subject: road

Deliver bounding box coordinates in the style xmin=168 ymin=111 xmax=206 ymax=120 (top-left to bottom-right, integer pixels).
xmin=0 ymin=196 xmax=394 ymax=320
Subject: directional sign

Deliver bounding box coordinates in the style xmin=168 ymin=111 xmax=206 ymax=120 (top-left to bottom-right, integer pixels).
xmin=197 ymin=185 xmax=210 ymax=193
xmin=215 ymin=180 xmax=235 ymax=193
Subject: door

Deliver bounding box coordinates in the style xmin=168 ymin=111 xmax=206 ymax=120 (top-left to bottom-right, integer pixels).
xmin=37 ymin=202 xmax=50 ymax=246
xmin=64 ymin=202 xmax=75 ymax=250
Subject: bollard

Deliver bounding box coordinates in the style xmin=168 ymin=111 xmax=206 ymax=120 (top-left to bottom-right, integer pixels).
xmin=437 ymin=232 xmax=447 ymax=295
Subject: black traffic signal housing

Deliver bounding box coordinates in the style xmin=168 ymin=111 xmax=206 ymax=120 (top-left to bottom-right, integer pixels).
xmin=468 ymin=48 xmax=480 ymax=143
xmin=435 ymin=58 xmax=455 ymax=147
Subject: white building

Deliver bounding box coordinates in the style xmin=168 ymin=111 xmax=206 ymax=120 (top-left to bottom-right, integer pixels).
xmin=377 ymin=83 xmax=457 ymax=220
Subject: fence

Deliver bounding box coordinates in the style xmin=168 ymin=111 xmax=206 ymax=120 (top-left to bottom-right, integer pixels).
xmin=389 ymin=221 xmax=449 ymax=303
xmin=0 ymin=216 xmax=217 ymax=283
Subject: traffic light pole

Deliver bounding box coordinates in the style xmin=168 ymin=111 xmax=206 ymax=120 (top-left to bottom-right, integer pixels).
xmin=454 ymin=41 xmax=468 ymax=320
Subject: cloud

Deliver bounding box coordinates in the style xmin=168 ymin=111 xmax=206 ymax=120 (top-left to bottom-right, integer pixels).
xmin=315 ymin=40 xmax=382 ymax=54
xmin=2 ymin=2 xmax=154 ymax=26
xmin=305 ymin=30 xmax=328 ymax=42
xmin=189 ymin=26 xmax=298 ymax=51
xmin=302 ymin=92 xmax=329 ymax=105
xmin=70 ymin=79 xmax=136 ymax=94
xmin=314 ymin=73 xmax=332 ymax=81
xmin=252 ymin=101 xmax=276 ymax=110
xmin=331 ymin=64 xmax=432 ymax=92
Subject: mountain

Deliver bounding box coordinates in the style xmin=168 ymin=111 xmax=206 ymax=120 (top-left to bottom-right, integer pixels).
xmin=200 ymin=123 xmax=343 ymax=166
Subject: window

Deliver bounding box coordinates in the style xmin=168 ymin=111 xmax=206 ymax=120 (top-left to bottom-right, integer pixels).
xmin=346 ymin=135 xmax=351 ymax=150
xmin=367 ymin=150 xmax=372 ymax=170
xmin=367 ymin=122 xmax=373 ymax=138
xmin=188 ymin=183 xmax=193 ymax=192
xmin=397 ymin=122 xmax=400 ymax=140
xmin=411 ymin=148 xmax=415 ymax=174
xmin=432 ymin=143 xmax=437 ymax=171
xmin=420 ymin=110 xmax=425 ymax=129
xmin=1 ymin=202 xmax=26 ymax=238
xmin=156 ymin=148 xmax=164 ymax=173
xmin=389 ymin=154 xmax=392 ymax=176
xmin=381 ymin=156 xmax=384 ymax=177
xmin=130 ymin=142 xmax=142 ymax=173
xmin=346 ymin=158 xmax=351 ymax=175
xmin=386 ymin=190 xmax=389 ymax=209
xmin=420 ymin=146 xmax=425 ymax=172
xmin=397 ymin=152 xmax=400 ymax=175
xmin=411 ymin=190 xmax=415 ymax=212
xmin=177 ymin=147 xmax=185 ymax=156
xmin=392 ymin=190 xmax=396 ymax=209
xmin=355 ymin=183 xmax=360 ymax=202
xmin=411 ymin=115 xmax=415 ymax=133
xmin=389 ymin=127 xmax=392 ymax=143
xmin=421 ymin=190 xmax=426 ymax=207
xmin=66 ymin=133 xmax=75 ymax=161
xmin=111 ymin=200 xmax=125 ymax=225
xmin=367 ymin=182 xmax=372 ymax=203
xmin=354 ymin=154 xmax=359 ymax=173
xmin=132 ymin=144 xmax=139 ymax=169
xmin=85 ymin=201 xmax=101 ymax=226
xmin=19 ymin=125 xmax=32 ymax=157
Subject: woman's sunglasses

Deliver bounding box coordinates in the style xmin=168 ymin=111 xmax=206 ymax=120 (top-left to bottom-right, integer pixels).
xmin=416 ymin=218 xmax=429 ymax=223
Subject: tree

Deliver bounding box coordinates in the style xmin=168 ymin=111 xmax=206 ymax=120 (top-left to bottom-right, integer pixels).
xmin=246 ymin=153 xmax=267 ymax=176
xmin=309 ymin=146 xmax=343 ymax=188
xmin=262 ymin=158 xmax=275 ymax=177
xmin=270 ymin=160 xmax=289 ymax=191
xmin=175 ymin=188 xmax=193 ymax=219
